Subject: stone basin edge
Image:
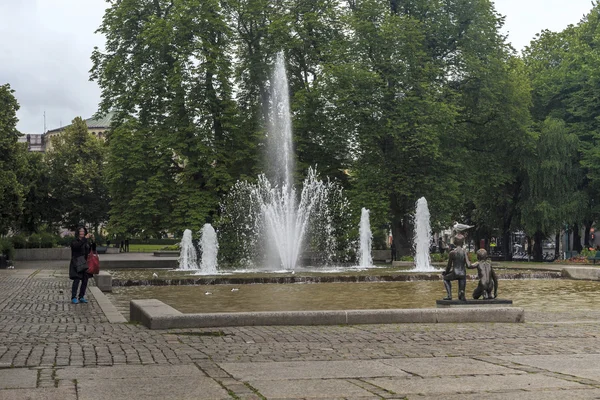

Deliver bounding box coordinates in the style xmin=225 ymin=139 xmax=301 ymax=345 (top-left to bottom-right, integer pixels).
xmin=129 ymin=299 xmax=525 ymax=330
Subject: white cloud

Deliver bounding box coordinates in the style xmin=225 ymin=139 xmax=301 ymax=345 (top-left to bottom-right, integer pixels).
xmin=0 ymin=0 xmax=107 ymax=133
xmin=494 ymin=0 xmax=592 ymax=52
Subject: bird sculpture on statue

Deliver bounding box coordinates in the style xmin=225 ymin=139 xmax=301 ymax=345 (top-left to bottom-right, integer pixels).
xmin=452 ymin=221 xmax=474 ymax=233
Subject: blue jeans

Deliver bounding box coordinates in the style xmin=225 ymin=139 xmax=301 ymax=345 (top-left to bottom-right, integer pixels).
xmin=71 ymin=274 xmax=89 ymax=299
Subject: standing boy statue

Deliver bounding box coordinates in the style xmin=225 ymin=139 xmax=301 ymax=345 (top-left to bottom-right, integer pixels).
xmin=442 ymin=234 xmax=469 ymax=301
xmin=469 ymin=249 xmax=498 ymax=299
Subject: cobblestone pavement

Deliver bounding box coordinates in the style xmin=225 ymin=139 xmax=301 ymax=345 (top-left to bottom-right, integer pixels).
xmin=3 ymin=266 xmax=600 ymax=399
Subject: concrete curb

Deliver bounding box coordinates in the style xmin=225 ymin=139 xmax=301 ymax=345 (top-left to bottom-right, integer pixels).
xmin=130 ymin=299 xmax=525 ymax=330
xmin=562 ymin=266 xmax=600 ymax=281
xmin=101 ymin=259 xmax=178 ymax=269
xmin=93 ymin=271 xmax=112 ymax=292
xmin=89 ymin=287 xmax=127 ymax=323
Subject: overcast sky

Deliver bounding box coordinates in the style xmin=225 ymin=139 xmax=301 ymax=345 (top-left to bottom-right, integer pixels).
xmin=0 ymin=0 xmax=595 ymax=134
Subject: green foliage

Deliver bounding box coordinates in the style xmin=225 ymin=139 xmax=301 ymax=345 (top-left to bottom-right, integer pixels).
xmin=45 ymin=117 xmax=109 ymax=230
xmin=17 ymin=151 xmax=54 ymax=233
xmin=430 ymin=252 xmax=449 ymax=263
xmin=0 ymin=238 xmax=14 ymax=260
xmin=28 ymin=233 xmax=42 ymax=248
xmin=59 ymin=235 xmax=76 ymax=248
xmin=0 ymin=84 xmax=25 ymax=235
xmin=581 ymin=247 xmax=596 ymax=257
xmin=10 ymin=234 xmax=27 ymax=249
xmin=521 ymin=118 xmax=583 ymax=235
xmin=92 ymin=0 xmax=243 ymax=237
xmin=87 ymin=0 xmax=600 ymax=260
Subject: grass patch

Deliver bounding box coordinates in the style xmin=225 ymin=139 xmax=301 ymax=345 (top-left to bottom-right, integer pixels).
xmin=127 ymin=244 xmax=170 ymax=252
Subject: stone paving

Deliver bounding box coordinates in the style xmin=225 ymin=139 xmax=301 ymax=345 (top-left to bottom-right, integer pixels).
xmin=2 ymin=264 xmax=600 ymax=399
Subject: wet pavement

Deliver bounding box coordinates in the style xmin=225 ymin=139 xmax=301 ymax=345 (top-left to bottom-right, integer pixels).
xmin=2 ymin=260 xmax=600 ymax=399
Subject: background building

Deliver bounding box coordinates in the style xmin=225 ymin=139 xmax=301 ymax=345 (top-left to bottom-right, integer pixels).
xmin=18 ymin=112 xmax=113 ymax=152
xmin=44 ymin=112 xmax=113 ymax=151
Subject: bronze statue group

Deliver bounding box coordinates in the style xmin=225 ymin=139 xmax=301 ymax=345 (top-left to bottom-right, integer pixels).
xmin=442 ymin=234 xmax=498 ymax=301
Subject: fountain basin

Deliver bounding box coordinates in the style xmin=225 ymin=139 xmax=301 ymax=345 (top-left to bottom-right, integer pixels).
xmin=130 ymin=299 xmax=524 ymax=329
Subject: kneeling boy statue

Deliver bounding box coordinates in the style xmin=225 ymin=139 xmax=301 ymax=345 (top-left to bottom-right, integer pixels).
xmin=469 ymin=248 xmax=497 ymax=299
xmin=442 ymin=234 xmax=469 ymax=301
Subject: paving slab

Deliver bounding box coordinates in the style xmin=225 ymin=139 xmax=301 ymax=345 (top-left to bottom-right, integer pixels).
xmin=379 ymin=357 xmax=525 ymax=377
xmin=56 ymin=364 xmax=205 ymax=380
xmin=219 ymin=360 xmax=411 ymax=380
xmin=365 ymin=374 xmax=586 ymax=395
xmin=77 ymin=376 xmax=229 ymax=400
xmin=0 ymin=368 xmax=37 ymax=389
xmin=497 ymin=354 xmax=600 ymax=381
xmin=408 ymin=388 xmax=600 ymax=400
xmin=0 ymin=387 xmax=77 ymax=400
xmin=248 ymin=378 xmax=376 ymax=398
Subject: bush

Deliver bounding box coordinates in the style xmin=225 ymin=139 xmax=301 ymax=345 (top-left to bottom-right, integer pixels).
xmin=127 ymin=238 xmax=179 ymax=245
xmin=400 ymin=255 xmax=414 ymax=262
xmin=40 ymin=232 xmax=58 ymax=248
xmin=28 ymin=233 xmax=42 ymax=248
xmin=59 ymin=235 xmax=75 ymax=247
xmin=468 ymin=252 xmax=477 ymax=263
xmin=11 ymin=234 xmax=27 ymax=249
xmin=0 ymin=238 xmax=14 ymax=260
xmin=581 ymin=248 xmax=595 ymax=258
xmin=430 ymin=252 xmax=449 ymax=262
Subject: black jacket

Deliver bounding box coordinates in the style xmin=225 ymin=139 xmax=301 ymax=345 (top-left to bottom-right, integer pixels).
xmin=69 ymin=237 xmax=90 ymax=280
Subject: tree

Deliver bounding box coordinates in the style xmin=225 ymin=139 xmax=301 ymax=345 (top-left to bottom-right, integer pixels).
xmin=17 ymin=150 xmax=55 ymax=233
xmin=45 ymin=117 xmax=109 ymax=231
xmin=324 ymin=0 xmax=516 ymax=254
xmin=521 ymin=118 xmax=583 ymax=261
xmin=0 ymin=84 xmax=24 ymax=235
xmin=462 ymin=56 xmax=535 ymax=260
xmin=92 ymin=0 xmax=242 ymax=235
xmin=523 ymin=5 xmax=600 ymax=250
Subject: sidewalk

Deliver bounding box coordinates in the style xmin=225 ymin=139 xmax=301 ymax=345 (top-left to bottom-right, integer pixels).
xmin=2 ymin=265 xmax=600 ymax=399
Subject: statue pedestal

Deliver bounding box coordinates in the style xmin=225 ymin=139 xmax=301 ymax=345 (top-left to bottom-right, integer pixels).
xmin=436 ymin=299 xmax=513 ymax=308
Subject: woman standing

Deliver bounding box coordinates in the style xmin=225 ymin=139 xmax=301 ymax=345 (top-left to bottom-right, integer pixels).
xmin=69 ymin=227 xmax=92 ymax=304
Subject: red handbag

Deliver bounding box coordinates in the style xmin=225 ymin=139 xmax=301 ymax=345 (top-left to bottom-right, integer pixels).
xmin=87 ymin=251 xmax=100 ymax=274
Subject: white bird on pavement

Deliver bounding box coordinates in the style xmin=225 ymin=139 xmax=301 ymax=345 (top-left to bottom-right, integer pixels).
xmin=152 ymin=272 xmax=158 ymax=278
xmin=205 ymin=291 xmax=212 ymax=295
xmin=452 ymin=222 xmax=474 ymax=233
xmin=231 ymin=288 xmax=239 ymax=292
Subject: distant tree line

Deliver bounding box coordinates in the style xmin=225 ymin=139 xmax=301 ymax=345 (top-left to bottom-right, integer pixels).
xmin=2 ymin=0 xmax=600 ymax=262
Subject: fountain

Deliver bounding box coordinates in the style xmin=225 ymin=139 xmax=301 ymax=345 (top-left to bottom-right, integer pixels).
xmin=219 ymin=52 xmax=349 ymax=270
xmin=358 ymin=208 xmax=373 ymax=267
xmin=198 ymin=223 xmax=219 ymax=275
xmin=412 ymin=197 xmax=435 ymax=272
xmin=178 ymin=229 xmax=198 ymax=270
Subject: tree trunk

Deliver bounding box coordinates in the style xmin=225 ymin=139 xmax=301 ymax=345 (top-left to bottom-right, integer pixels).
xmin=391 ymin=215 xmax=413 ymax=256
xmin=584 ymin=221 xmax=593 ymax=248
xmin=572 ymin=223 xmax=583 ymax=252
xmin=533 ymin=231 xmax=544 ymax=262
xmin=502 ymin=230 xmax=512 ymax=261
xmin=555 ymin=232 xmax=561 ymax=260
